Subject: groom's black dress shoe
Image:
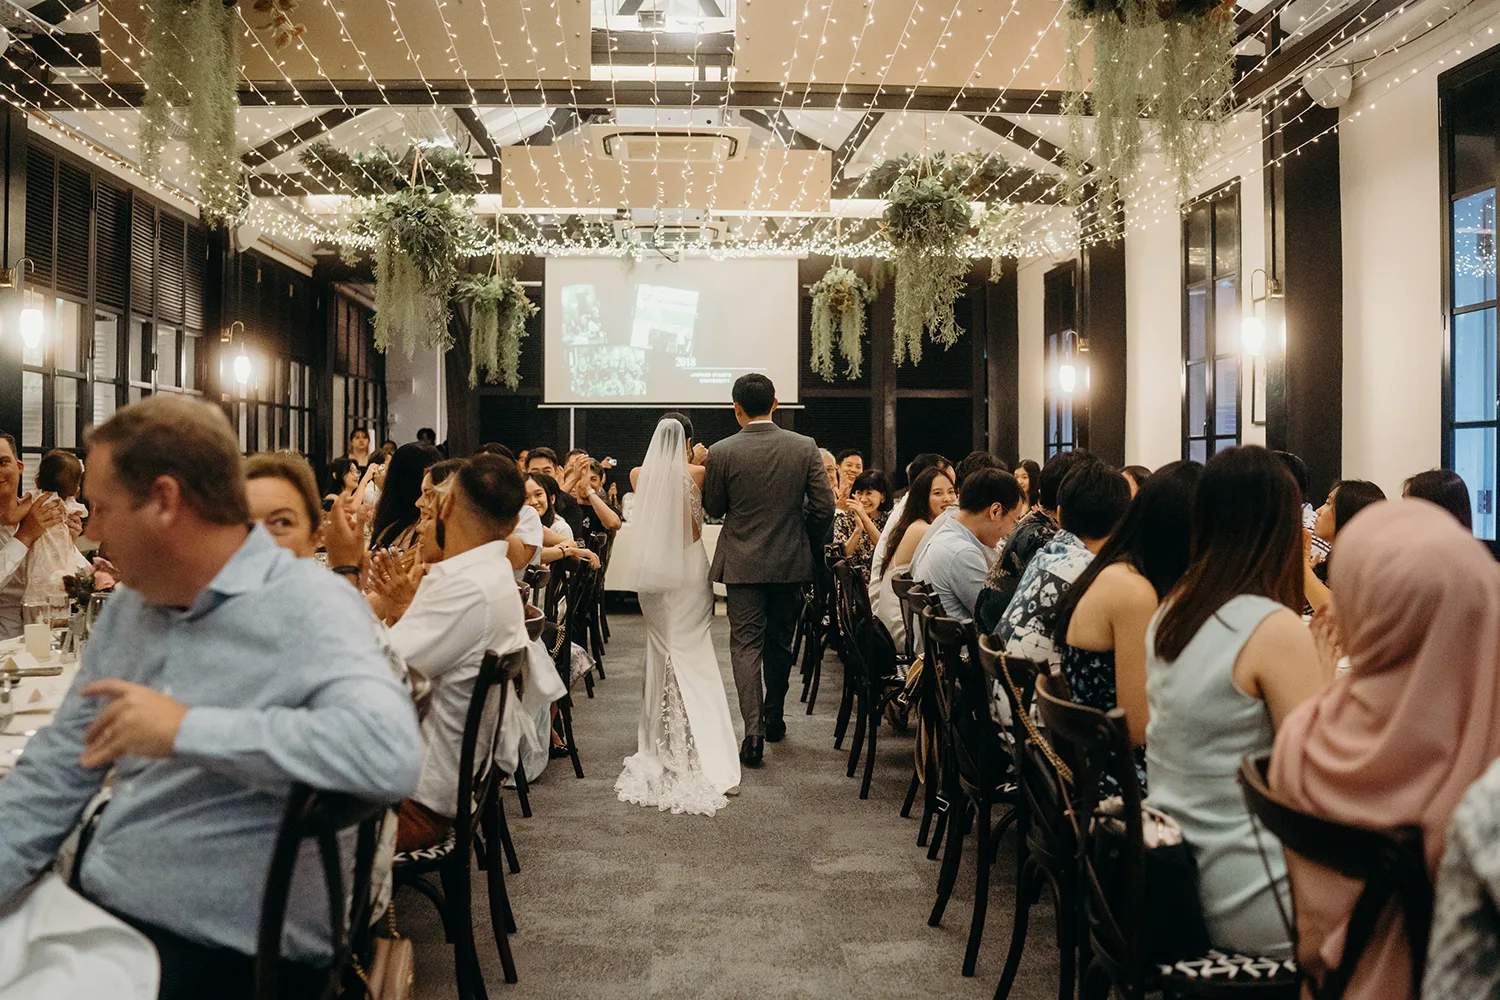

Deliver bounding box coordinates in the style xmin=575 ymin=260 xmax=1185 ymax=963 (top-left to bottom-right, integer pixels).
xmin=765 ymin=719 xmax=787 ymax=743
xmin=740 ymin=736 xmax=764 ymax=767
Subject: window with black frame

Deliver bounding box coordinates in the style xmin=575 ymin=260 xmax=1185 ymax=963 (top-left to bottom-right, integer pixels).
xmin=1441 ymin=57 xmax=1499 ymax=542
xmin=1182 ymin=183 xmax=1242 ymax=462
xmin=1043 ymin=261 xmax=1078 ymax=458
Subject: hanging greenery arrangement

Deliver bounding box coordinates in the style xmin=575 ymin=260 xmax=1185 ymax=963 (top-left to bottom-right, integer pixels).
xmin=139 ymin=0 xmax=242 ymax=228
xmin=298 ymin=140 xmax=484 ymax=196
xmin=863 ymin=151 xmax=1044 ymax=203
xmin=973 ymin=203 xmax=1028 ymax=282
xmin=251 ymin=0 xmax=305 ymax=49
xmin=883 ymin=173 xmax=974 ymax=366
xmin=1063 ymin=0 xmax=1237 ymax=221
xmin=363 ymin=185 xmax=485 ymax=357
xmin=809 ymin=265 xmax=873 ymax=381
xmin=457 ymin=272 xmax=538 ymax=389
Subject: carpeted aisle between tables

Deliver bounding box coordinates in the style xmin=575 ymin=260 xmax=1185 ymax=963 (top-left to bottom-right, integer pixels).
xmin=407 ymin=612 xmax=1061 ymax=1000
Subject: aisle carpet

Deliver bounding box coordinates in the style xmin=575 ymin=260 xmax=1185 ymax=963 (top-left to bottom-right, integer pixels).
xmin=408 ymin=611 xmax=1061 ymax=1000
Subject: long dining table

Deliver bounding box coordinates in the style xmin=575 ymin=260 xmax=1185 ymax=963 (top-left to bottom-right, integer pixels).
xmin=0 ymin=635 xmax=81 ymax=775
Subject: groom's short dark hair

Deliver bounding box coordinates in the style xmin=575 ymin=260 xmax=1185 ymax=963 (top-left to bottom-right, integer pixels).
xmin=732 ymin=374 xmax=776 ymax=418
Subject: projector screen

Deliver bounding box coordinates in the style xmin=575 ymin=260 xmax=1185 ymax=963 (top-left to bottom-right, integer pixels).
xmin=543 ymin=256 xmax=800 ymax=406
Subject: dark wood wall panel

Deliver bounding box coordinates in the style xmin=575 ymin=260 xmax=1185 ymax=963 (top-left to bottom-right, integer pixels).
xmin=54 ymin=161 xmax=90 ymax=299
xmin=94 ymin=182 xmax=130 ymax=310
xmin=23 ymin=144 xmax=53 ymax=285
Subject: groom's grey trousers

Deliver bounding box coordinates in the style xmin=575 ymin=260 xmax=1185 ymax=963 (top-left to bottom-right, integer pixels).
xmin=725 ymin=583 xmax=803 ymax=737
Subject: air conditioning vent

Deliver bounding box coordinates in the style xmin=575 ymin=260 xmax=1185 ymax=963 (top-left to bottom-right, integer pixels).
xmin=588 ymin=125 xmax=750 ymax=163
xmin=613 ymin=219 xmax=727 ymax=247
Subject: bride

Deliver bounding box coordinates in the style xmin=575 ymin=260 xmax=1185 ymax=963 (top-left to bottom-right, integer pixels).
xmin=614 ymin=413 xmax=742 ymax=815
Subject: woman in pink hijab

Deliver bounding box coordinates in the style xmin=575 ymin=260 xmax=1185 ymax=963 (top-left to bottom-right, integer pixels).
xmin=1269 ymin=499 xmax=1500 ymax=998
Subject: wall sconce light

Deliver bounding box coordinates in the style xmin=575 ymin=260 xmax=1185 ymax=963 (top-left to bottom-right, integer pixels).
xmin=1244 ymin=269 xmax=1284 ymax=358
xmin=18 ymin=306 xmax=42 ymax=350
xmin=0 ymin=256 xmax=34 ymax=289
xmin=1058 ymin=330 xmax=1089 ymax=396
xmin=221 ymin=320 xmax=252 ymax=387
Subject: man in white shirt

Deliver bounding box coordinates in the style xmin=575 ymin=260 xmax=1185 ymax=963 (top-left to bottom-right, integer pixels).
xmin=388 ymin=454 xmax=537 ymax=852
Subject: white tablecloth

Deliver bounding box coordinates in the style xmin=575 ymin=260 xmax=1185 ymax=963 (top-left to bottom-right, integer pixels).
xmin=0 ymin=637 xmax=80 ymax=774
xmin=605 ymin=523 xmax=725 ymax=597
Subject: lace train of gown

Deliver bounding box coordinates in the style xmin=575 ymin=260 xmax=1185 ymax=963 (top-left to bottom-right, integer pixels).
xmin=616 ymin=536 xmax=741 ymax=817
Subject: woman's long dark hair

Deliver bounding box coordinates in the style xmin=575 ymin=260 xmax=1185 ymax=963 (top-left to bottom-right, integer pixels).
xmin=1053 ymin=460 xmax=1202 ymax=646
xmin=1154 ymin=446 xmax=1305 ymax=662
xmin=527 ymin=472 xmax=563 ymax=527
xmin=370 ymin=442 xmax=441 ymax=549
xmin=1018 ymin=459 xmax=1042 ymax=507
xmin=874 ymin=466 xmax=954 ymax=580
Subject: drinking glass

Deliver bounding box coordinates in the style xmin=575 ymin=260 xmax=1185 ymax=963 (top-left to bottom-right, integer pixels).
xmin=21 ymin=603 xmax=49 ymax=627
xmin=0 ymin=680 xmax=14 ymax=736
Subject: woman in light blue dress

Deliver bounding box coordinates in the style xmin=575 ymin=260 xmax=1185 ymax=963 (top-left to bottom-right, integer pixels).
xmin=1143 ymin=446 xmax=1327 ymax=958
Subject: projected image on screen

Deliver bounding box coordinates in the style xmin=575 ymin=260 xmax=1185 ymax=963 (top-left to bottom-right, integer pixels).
xmin=560 ymin=286 xmax=606 ymax=346
xmin=568 ymin=345 xmax=647 ymax=398
xmin=544 ymin=257 xmax=800 ymax=406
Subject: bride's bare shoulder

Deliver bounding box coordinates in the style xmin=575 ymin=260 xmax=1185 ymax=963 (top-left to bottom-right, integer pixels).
xmin=689 ymin=465 xmax=706 ymax=485
xmin=631 ymin=466 xmax=643 ymax=489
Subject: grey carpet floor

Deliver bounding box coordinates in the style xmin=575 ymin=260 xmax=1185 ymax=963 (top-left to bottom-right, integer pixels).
xmin=408 ymin=611 xmax=1062 ymax=1000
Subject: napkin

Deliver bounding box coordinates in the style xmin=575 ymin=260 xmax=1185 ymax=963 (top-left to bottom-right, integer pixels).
xmin=14 ymin=678 xmax=66 ymax=715
xmin=0 ymin=651 xmax=39 ymax=674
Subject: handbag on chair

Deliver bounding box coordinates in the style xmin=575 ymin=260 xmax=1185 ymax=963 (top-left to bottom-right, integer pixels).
xmin=353 ymin=903 xmax=414 ymax=1000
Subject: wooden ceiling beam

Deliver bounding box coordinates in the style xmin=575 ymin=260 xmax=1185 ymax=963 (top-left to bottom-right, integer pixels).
xmin=518 ymin=108 xmax=580 ymax=146
xmin=241 ymin=107 xmax=366 ymax=167
xmin=831 ymin=111 xmax=883 ymax=180
xmin=966 ymin=113 xmax=1074 ymax=172
xmin=738 ymin=109 xmax=833 ymax=152
xmin=453 ymin=106 xmax=499 ymax=159
xmin=1235 ymin=0 xmax=1407 ymax=106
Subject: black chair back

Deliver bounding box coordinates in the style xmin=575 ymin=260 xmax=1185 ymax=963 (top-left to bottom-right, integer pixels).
xmin=254 ymin=786 xmax=385 ymax=1000
xmin=1032 ymin=673 xmax=1144 ymax=990
xmin=889 ymin=571 xmax=919 ymax=661
xmin=1238 ymin=755 xmax=1431 ymax=999
xmin=460 ymin=649 xmax=529 ymax=838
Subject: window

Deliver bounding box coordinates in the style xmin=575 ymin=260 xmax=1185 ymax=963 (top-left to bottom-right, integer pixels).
xmin=1182 ymin=184 xmax=1242 ymax=462
xmin=1442 ymin=60 xmax=1500 ymax=541
xmin=20 ymin=290 xmax=87 ymax=454
xmin=1043 ymin=262 xmax=1078 ymax=458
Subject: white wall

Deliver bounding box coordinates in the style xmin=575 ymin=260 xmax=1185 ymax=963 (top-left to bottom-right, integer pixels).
xmin=385 ymin=345 xmax=447 ymax=446
xmin=1017 ymin=250 xmax=1077 ymax=461
xmin=1122 ymin=114 xmax=1267 ymax=470
xmin=1339 ymin=5 xmax=1500 ymax=497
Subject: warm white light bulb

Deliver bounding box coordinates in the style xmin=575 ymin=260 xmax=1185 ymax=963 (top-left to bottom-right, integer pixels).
xmin=1241 ymin=315 xmax=1265 ymax=357
xmin=1059 ymin=363 xmax=1077 ymax=395
xmin=19 ymin=307 xmax=42 ymax=349
xmin=233 ymin=351 xmax=252 ymax=386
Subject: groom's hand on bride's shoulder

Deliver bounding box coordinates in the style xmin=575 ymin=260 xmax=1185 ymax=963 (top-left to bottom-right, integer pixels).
xmin=691 ymin=443 xmax=710 ymax=465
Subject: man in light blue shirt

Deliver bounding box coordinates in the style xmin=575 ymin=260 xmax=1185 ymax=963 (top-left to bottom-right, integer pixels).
xmin=911 ymin=469 xmax=1025 ymax=621
xmin=0 ymin=397 xmax=422 ymax=997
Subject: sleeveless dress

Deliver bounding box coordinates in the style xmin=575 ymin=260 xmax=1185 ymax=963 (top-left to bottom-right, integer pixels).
xmin=615 ymin=475 xmax=742 ymax=815
xmin=1144 ymin=594 xmax=1293 ymax=958
xmin=1060 ymin=644 xmax=1148 ymax=793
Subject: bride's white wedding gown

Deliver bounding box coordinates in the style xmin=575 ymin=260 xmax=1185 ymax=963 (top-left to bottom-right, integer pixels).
xmin=615 ymin=476 xmax=742 ymax=816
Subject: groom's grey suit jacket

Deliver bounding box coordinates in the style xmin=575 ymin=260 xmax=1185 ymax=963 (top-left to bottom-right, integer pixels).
xmin=702 ymin=421 xmax=836 ymax=585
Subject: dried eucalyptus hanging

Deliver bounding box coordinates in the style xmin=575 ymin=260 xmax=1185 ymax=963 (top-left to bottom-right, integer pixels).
xmin=809 ymin=265 xmax=872 ymax=381
xmin=140 ymin=0 xmax=242 ymax=227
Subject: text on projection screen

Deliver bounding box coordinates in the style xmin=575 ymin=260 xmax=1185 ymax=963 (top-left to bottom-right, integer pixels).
xmin=543 ymin=257 xmax=801 ymax=406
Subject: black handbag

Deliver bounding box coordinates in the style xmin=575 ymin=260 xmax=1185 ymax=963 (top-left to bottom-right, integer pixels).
xmin=1090 ymin=805 xmax=1213 ymax=966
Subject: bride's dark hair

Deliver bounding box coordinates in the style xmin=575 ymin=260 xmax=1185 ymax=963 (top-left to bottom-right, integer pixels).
xmin=662 ymin=411 xmax=694 ymax=442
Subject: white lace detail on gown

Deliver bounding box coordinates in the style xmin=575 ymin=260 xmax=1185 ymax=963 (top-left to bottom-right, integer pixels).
xmin=614 ymin=652 xmax=730 ymax=816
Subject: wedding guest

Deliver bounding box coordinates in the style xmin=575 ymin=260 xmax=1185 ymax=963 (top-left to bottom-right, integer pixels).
xmin=0 ymin=433 xmax=71 ymax=638
xmin=1146 ymin=445 xmax=1324 ymax=959
xmin=525 ymin=447 xmax=561 ymax=478
xmin=368 ymin=443 xmax=441 ymax=555
xmin=988 ymin=457 xmax=1130 ymax=666
xmin=911 ymin=469 xmax=1023 ymax=621
xmin=869 ymin=466 xmax=956 ymax=647
xmin=836 ymin=449 xmax=864 ymax=484
xmin=527 ymin=472 xmax=574 ymax=542
xmin=1426 ymin=757 xmax=1500 ymax=997
xmin=330 ymin=426 xmax=373 ymax=485
xmin=387 ymin=454 xmax=544 ymax=852
xmin=868 ymin=452 xmax=951 ymax=581
xmin=1122 ymin=464 xmax=1151 ymax=495
xmin=1015 ymin=459 xmax=1042 ymax=512
xmin=1273 ymin=501 xmax=1500 ymax=999
xmin=987 ymin=449 xmax=1087 ymax=608
xmin=834 ymin=469 xmax=892 ymax=583
xmin=1052 ymin=460 xmax=1201 ymax=781
xmin=563 ymin=457 xmax=622 ymax=536
xmin=246 ymin=452 xmax=323 ymax=559
xmin=19 ymin=449 xmax=89 ymax=611
xmin=1276 ymin=449 xmax=1330 ymax=565
xmin=910 ymin=451 xmax=1008 ymax=568
xmin=820 ymin=448 xmax=839 ymax=494
xmin=1404 ymin=468 xmax=1473 ymax=530
xmin=1304 ymin=479 xmax=1386 ymax=613
xmin=324 ymin=457 xmax=362 ymax=505
xmin=0 ymin=397 xmax=422 ymax=998
xmin=416 ymin=427 xmax=438 ymax=448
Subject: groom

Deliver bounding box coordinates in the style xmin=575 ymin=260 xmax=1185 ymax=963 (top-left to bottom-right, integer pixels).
xmin=703 ymin=374 xmax=836 ymax=768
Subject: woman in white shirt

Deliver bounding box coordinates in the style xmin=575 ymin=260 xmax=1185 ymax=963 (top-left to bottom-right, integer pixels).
xmin=869 ymin=467 xmax=957 ymax=647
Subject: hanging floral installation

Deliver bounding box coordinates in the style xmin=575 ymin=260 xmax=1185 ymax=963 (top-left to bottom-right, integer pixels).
xmin=877 ymin=156 xmax=982 ymax=367
xmin=299 ymin=142 xmax=488 ymax=357
xmin=139 ymin=0 xmax=242 ymax=228
xmin=251 ymin=0 xmax=305 ymax=49
xmin=809 ymin=265 xmax=873 ymax=381
xmin=1064 ymin=0 xmax=1238 ymax=224
xmin=456 ymin=270 xmax=538 ymax=389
